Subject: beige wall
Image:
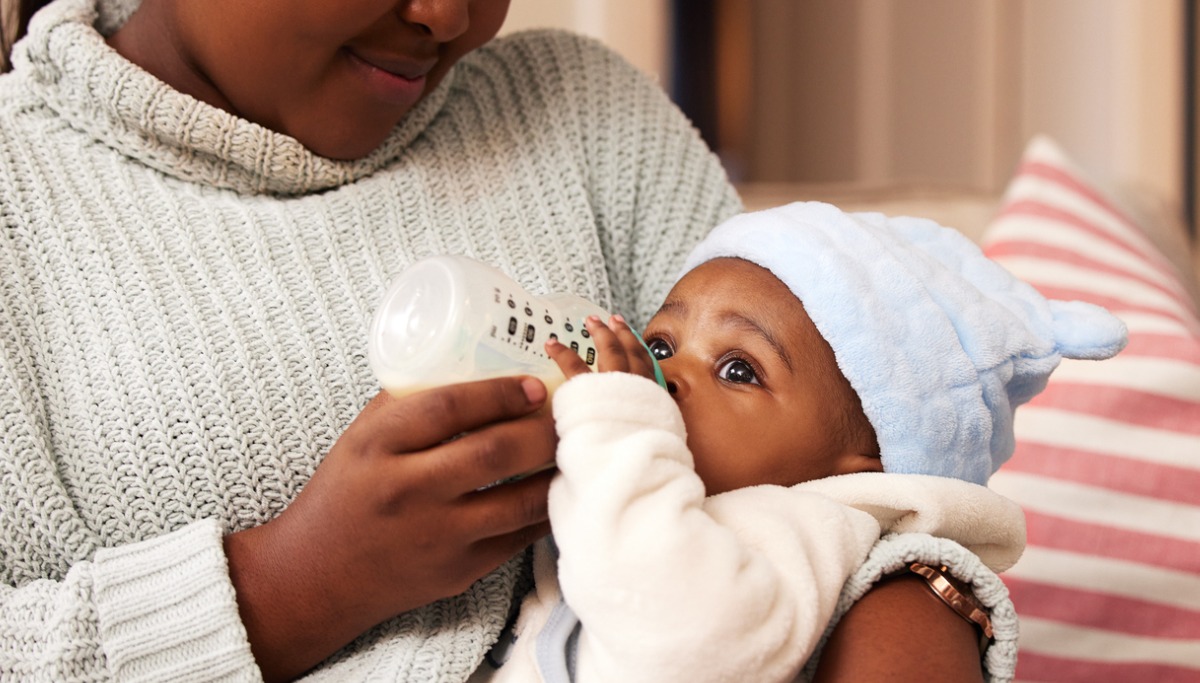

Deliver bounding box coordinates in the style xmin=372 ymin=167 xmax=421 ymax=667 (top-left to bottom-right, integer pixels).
xmin=500 ymin=0 xmax=1186 ymax=214
xmin=730 ymin=0 xmax=1183 ymax=205
xmin=501 ymin=0 xmax=671 ymax=84
xmin=1019 ymin=0 xmax=1182 ymax=207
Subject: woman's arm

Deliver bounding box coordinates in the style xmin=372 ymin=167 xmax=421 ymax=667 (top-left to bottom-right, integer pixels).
xmin=803 ymin=531 xmax=1020 ymax=683
xmin=0 ymin=520 xmax=259 ymax=682
xmin=812 ymin=572 xmax=987 ymax=683
xmin=0 ymin=375 xmax=554 ymax=683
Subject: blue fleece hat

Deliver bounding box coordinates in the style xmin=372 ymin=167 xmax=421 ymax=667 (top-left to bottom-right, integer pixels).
xmin=681 ymin=201 xmax=1127 ymax=485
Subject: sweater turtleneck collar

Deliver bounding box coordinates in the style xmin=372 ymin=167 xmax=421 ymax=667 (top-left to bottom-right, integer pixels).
xmin=13 ymin=0 xmax=454 ymax=196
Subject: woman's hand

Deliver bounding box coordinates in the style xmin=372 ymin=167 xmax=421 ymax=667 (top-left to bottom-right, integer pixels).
xmin=546 ymin=314 xmax=657 ymax=381
xmin=224 ymin=376 xmax=556 ymax=682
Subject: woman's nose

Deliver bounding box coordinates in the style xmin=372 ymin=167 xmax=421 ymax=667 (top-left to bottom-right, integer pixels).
xmin=396 ymin=0 xmax=470 ymax=41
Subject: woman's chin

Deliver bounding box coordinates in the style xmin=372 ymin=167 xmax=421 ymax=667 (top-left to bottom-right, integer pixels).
xmin=275 ymin=110 xmax=401 ymax=161
xmin=303 ymin=130 xmax=393 ymax=161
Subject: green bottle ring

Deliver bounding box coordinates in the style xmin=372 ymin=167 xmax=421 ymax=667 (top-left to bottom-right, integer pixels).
xmin=628 ymin=327 xmax=668 ymax=391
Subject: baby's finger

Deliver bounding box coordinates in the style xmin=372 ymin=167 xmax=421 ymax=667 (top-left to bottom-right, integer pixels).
xmin=585 ymin=316 xmax=632 ymax=373
xmin=608 ymin=315 xmax=656 ymax=380
xmin=546 ymin=336 xmax=592 ymax=379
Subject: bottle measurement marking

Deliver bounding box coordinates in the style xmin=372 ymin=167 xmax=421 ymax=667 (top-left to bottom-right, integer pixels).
xmin=490 ymin=287 xmax=596 ymax=362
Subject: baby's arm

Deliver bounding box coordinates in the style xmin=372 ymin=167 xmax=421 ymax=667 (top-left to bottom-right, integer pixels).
xmin=545 ymin=318 xmax=881 ymax=683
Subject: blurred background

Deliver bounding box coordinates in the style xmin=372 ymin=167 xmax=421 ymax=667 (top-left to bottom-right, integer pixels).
xmin=502 ymin=0 xmax=1194 ymax=238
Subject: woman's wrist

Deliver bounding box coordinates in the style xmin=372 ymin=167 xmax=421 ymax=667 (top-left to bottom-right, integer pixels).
xmin=224 ymin=520 xmax=372 ymax=682
xmin=905 ymin=562 xmax=993 ymax=654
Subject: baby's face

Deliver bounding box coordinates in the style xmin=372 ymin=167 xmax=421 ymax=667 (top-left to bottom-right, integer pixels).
xmin=643 ymin=258 xmax=879 ymax=496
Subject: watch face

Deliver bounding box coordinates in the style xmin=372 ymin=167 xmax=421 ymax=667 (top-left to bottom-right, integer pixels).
xmin=909 ymin=562 xmax=994 ymax=645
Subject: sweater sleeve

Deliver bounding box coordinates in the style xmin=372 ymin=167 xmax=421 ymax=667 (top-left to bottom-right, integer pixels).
xmin=0 ymin=519 xmax=260 ymax=682
xmin=0 ymin=239 xmax=259 ymax=681
xmin=548 ymin=373 xmax=881 ymax=683
xmin=562 ymin=34 xmax=743 ymax=329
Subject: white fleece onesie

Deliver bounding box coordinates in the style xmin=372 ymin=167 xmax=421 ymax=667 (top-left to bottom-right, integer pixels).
xmin=482 ymin=372 xmax=1026 ymax=683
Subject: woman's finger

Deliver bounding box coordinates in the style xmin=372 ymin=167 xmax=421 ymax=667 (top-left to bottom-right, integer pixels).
xmin=470 ymin=519 xmax=554 ymax=574
xmin=404 ymin=408 xmax=559 ymax=494
xmin=366 ymin=376 xmax=548 ymax=454
xmin=459 ymin=468 xmax=556 ymax=541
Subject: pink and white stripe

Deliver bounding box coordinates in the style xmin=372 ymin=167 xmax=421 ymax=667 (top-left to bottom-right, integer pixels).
xmin=982 ymin=137 xmax=1200 ymax=682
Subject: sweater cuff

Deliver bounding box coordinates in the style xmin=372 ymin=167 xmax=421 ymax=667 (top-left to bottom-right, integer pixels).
xmin=92 ymin=519 xmax=260 ymax=682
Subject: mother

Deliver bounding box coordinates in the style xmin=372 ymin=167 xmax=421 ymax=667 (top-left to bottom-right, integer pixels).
xmin=0 ymin=1 xmax=1010 ymax=681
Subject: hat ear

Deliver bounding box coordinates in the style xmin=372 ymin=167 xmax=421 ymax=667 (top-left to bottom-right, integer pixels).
xmin=1049 ymin=300 xmax=1128 ymax=360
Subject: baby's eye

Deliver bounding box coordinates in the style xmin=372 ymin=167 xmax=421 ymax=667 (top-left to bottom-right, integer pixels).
xmin=717 ymin=359 xmax=760 ymax=385
xmin=647 ymin=338 xmax=673 ymax=361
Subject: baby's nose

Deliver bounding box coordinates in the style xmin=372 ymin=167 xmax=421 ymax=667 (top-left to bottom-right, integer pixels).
xmin=657 ymin=358 xmax=687 ymax=399
xmin=662 ymin=369 xmax=686 ymax=398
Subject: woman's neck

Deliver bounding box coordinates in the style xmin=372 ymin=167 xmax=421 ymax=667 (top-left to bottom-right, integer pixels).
xmin=105 ymin=0 xmax=235 ymax=115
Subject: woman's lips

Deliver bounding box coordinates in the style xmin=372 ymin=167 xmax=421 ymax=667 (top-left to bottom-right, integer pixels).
xmin=344 ymin=48 xmax=433 ymax=106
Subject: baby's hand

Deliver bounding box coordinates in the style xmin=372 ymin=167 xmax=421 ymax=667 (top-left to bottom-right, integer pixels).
xmin=545 ymin=315 xmax=658 ymax=382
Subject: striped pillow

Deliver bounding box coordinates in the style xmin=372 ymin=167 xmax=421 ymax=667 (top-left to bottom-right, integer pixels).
xmin=983 ymin=136 xmax=1200 ymax=681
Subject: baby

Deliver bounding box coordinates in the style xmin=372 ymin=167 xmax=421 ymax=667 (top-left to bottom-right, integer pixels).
xmin=478 ymin=201 xmax=1127 ymax=683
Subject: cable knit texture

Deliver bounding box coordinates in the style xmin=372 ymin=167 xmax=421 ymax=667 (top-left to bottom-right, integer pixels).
xmin=0 ymin=0 xmax=742 ymax=679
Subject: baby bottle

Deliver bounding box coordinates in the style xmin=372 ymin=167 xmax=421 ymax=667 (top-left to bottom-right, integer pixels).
xmin=369 ymin=255 xmax=611 ymax=397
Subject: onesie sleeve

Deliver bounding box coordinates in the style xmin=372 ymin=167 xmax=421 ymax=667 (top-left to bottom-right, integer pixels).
xmin=548 ymin=372 xmax=881 ymax=683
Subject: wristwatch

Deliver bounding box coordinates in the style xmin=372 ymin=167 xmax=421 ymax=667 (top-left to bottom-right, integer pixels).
xmin=909 ymin=562 xmax=993 ymax=652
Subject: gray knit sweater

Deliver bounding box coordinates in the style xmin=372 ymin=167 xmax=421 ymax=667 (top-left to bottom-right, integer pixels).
xmin=0 ymin=0 xmax=741 ymax=679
